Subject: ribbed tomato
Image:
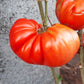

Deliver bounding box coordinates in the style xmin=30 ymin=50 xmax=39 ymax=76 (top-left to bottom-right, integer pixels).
xmin=56 ymin=0 xmax=84 ymax=30
xmin=9 ymin=18 xmax=80 ymax=67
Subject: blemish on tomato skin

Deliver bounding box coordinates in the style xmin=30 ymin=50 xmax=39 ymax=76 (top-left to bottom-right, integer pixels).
xmin=57 ymin=0 xmax=64 ymax=11
xmin=81 ymin=25 xmax=84 ymax=28
xmin=48 ymin=30 xmax=53 ymax=34
xmin=64 ymin=23 xmax=69 ymax=26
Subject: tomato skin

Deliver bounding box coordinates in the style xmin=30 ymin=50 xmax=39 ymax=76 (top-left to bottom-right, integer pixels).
xmin=9 ymin=18 xmax=80 ymax=67
xmin=56 ymin=0 xmax=84 ymax=30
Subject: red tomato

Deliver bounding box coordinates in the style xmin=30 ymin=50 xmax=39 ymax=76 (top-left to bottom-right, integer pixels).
xmin=56 ymin=0 xmax=84 ymax=30
xmin=9 ymin=18 xmax=80 ymax=67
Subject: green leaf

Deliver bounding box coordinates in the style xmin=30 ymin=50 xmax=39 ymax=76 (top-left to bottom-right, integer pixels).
xmin=56 ymin=74 xmax=62 ymax=83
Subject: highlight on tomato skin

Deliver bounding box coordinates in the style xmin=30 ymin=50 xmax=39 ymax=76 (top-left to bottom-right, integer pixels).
xmin=56 ymin=0 xmax=84 ymax=30
xmin=9 ymin=18 xmax=80 ymax=67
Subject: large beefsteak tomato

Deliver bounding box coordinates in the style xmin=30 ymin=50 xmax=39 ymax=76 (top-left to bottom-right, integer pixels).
xmin=9 ymin=18 xmax=80 ymax=67
xmin=56 ymin=0 xmax=84 ymax=30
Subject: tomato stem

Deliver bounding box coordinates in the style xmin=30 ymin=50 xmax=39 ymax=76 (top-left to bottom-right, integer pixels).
xmin=44 ymin=0 xmax=48 ymax=29
xmin=79 ymin=30 xmax=84 ymax=84
xmin=51 ymin=67 xmax=59 ymax=84
xmin=48 ymin=16 xmax=53 ymax=25
xmin=37 ymin=1 xmax=45 ymax=25
xmin=37 ymin=0 xmax=48 ymax=30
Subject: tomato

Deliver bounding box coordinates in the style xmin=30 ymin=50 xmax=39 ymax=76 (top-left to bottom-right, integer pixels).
xmin=9 ymin=18 xmax=80 ymax=67
xmin=56 ymin=0 xmax=84 ymax=30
